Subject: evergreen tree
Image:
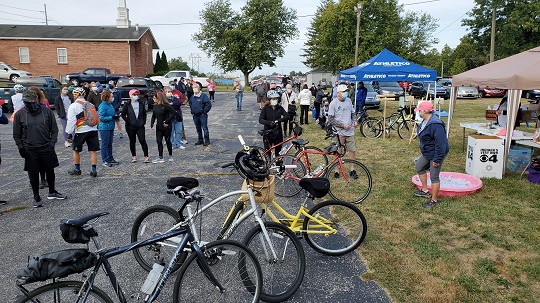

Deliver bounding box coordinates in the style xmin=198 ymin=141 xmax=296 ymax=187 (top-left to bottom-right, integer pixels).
xmin=161 ymin=51 xmax=169 ymax=72
xmin=154 ymin=52 xmax=162 ymax=72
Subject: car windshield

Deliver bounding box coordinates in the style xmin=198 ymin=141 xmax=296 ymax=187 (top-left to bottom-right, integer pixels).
xmin=117 ymin=79 xmax=147 ymax=87
xmin=378 ymin=81 xmax=401 ymax=87
xmin=364 ymin=83 xmax=376 ymax=92
xmin=437 ymin=79 xmax=452 ymax=86
xmin=423 ymin=81 xmax=442 ymax=87
xmin=5 ymin=63 xmax=18 ymax=70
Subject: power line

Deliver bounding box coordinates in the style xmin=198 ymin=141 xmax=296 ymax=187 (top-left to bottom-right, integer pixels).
xmin=2 ymin=4 xmax=43 ymax=13
xmin=0 ymin=10 xmax=43 ymax=20
xmin=0 ymin=17 xmax=39 ymax=23
xmin=402 ymin=0 xmax=442 ymax=5
xmin=141 ymin=23 xmax=202 ymax=26
xmin=434 ymin=10 xmax=471 ymax=36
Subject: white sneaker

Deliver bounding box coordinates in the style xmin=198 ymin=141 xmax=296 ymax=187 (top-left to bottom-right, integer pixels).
xmin=64 ymin=141 xmax=71 ymax=148
xmin=179 ymin=145 xmax=186 ymax=149
xmin=168 ymin=157 xmax=174 ymax=162
xmin=181 ymin=140 xmax=188 ymax=144
xmin=152 ymin=157 xmax=165 ymax=163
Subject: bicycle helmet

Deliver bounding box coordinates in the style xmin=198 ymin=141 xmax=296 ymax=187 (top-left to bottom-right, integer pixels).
xmin=14 ymin=84 xmax=25 ymax=92
xmin=73 ymin=87 xmax=85 ymax=96
xmin=237 ymin=154 xmax=269 ymax=181
xmin=267 ymin=90 xmax=280 ymax=99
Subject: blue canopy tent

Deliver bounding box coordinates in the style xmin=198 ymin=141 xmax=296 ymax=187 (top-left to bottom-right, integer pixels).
xmin=339 ymin=48 xmax=437 ymax=82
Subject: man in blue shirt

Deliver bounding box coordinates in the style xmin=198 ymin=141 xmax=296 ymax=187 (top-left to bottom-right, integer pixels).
xmin=189 ymin=84 xmax=212 ymax=146
xmin=355 ymin=82 xmax=368 ymax=115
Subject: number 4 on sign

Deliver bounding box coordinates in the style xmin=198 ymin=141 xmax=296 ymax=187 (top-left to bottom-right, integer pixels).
xmin=479 ymin=154 xmax=498 ymax=163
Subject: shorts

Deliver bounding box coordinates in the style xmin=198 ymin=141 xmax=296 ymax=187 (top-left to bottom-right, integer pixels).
xmin=256 ymin=95 xmax=266 ymax=103
xmin=415 ymin=155 xmax=445 ymax=182
xmin=73 ymin=131 xmax=100 ymax=152
xmin=24 ymin=147 xmax=59 ymax=173
xmin=333 ymin=135 xmax=356 ymax=152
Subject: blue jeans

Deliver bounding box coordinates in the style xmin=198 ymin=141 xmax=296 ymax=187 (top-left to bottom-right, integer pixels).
xmin=192 ymin=113 xmax=209 ymax=143
xmin=356 ymin=100 xmax=365 ymax=114
xmin=170 ymin=120 xmax=183 ymax=148
xmin=236 ymin=93 xmax=243 ymax=110
xmin=99 ymin=129 xmax=114 ymax=163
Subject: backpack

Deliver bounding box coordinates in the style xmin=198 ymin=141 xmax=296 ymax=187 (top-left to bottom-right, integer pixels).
xmin=256 ymin=83 xmax=267 ymax=97
xmin=76 ymin=100 xmax=100 ymax=126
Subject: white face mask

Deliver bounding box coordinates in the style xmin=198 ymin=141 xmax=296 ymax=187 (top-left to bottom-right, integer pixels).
xmin=166 ymin=92 xmax=173 ymax=98
xmin=61 ymin=90 xmax=68 ymax=95
xmin=92 ymin=87 xmax=98 ymax=91
xmin=193 ymin=87 xmax=200 ymax=94
xmin=270 ymin=99 xmax=278 ymax=106
xmin=286 ymin=89 xmax=292 ymax=93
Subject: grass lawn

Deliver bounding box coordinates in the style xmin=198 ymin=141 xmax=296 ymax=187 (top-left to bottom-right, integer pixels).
xmin=298 ymin=97 xmax=540 ymax=303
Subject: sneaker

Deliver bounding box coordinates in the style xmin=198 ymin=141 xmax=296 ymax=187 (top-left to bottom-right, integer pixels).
xmin=68 ymin=168 xmax=82 ymax=176
xmin=349 ymin=170 xmax=359 ymax=179
xmin=203 ymin=142 xmax=210 ymax=147
xmin=0 ymin=200 xmax=7 ymax=205
xmin=334 ymin=171 xmax=340 ymax=178
xmin=119 ymin=132 xmax=124 ymax=138
xmin=422 ymin=200 xmax=438 ymax=208
xmin=32 ymin=199 xmax=43 ymax=208
xmin=39 ymin=180 xmax=49 ymax=189
xmin=195 ymin=141 xmax=204 ymax=145
xmin=89 ymin=171 xmax=98 ymax=177
xmin=64 ymin=141 xmax=71 ymax=148
xmin=131 ymin=157 xmax=137 ymax=163
xmin=109 ymin=160 xmax=119 ymax=165
xmin=102 ymin=162 xmax=112 ymax=167
xmin=144 ymin=157 xmax=150 ymax=163
xmin=47 ymin=192 xmax=67 ymax=200
xmin=414 ymin=189 xmax=432 ymax=198
xmin=168 ymin=157 xmax=174 ymax=162
xmin=179 ymin=145 xmax=186 ymax=149
xmin=181 ymin=139 xmax=188 ymax=144
xmin=152 ymin=157 xmax=165 ymax=163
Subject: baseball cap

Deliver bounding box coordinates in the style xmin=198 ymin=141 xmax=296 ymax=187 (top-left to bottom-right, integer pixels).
xmin=129 ymin=89 xmax=140 ymax=96
xmin=22 ymin=90 xmax=37 ymax=102
xmin=414 ymin=102 xmax=434 ymax=112
xmin=169 ymin=80 xmax=175 ymax=85
xmin=337 ymin=84 xmax=348 ymax=93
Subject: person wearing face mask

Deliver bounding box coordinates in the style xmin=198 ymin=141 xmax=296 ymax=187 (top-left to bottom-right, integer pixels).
xmin=259 ymin=90 xmax=290 ymax=157
xmin=109 ymin=84 xmax=124 ymax=139
xmin=281 ymin=84 xmax=298 ymax=136
xmin=13 ymin=90 xmax=66 ymax=208
xmin=87 ymin=81 xmax=101 ymax=110
xmin=121 ymin=89 xmax=149 ymax=163
xmin=297 ymin=84 xmax=313 ymax=126
xmin=207 ymin=79 xmax=216 ymax=102
xmin=327 ymin=84 xmax=359 ymax=179
xmin=233 ymin=79 xmax=244 ymax=111
xmin=54 ymin=85 xmax=74 ymax=148
xmin=165 ymin=87 xmax=185 ymax=150
xmin=98 ymin=90 xmax=119 ymax=167
xmin=188 ymin=84 xmax=212 ymax=146
xmin=150 ymin=93 xmax=176 ymax=163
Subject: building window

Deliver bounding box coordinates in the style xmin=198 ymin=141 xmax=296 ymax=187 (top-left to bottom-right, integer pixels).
xmin=57 ymin=48 xmax=68 ymax=64
xmin=19 ymin=47 xmax=30 ymax=63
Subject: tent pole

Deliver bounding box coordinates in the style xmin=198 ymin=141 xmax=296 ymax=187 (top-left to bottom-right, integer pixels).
xmin=503 ymin=89 xmax=522 ymax=175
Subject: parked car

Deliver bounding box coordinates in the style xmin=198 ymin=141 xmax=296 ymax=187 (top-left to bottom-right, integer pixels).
xmin=0 ymin=77 xmax=63 ymax=111
xmin=371 ymin=81 xmax=404 ymax=100
xmin=151 ymin=70 xmax=209 ymax=88
xmin=456 ymin=85 xmax=479 ymax=99
xmin=436 ymin=78 xmax=453 ymax=93
xmin=266 ymin=76 xmax=283 ymax=89
xmin=525 ymin=89 xmax=540 ymax=101
xmin=0 ymin=62 xmax=32 ymax=82
xmin=409 ymin=81 xmax=449 ymax=99
xmin=363 ymin=83 xmax=381 ymax=110
xmin=478 ymin=86 xmax=506 ymax=98
xmin=116 ymin=77 xmax=162 ymax=111
xmin=65 ymin=68 xmax=129 ymax=87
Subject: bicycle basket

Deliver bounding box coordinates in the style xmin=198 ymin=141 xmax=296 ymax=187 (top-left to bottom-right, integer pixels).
xmin=404 ymin=105 xmax=416 ymax=115
xmin=59 ymin=220 xmax=97 ymax=244
xmin=324 ymin=143 xmax=339 ymax=155
xmin=292 ymin=123 xmax=303 ymax=136
xmin=16 ymin=249 xmax=97 ymax=285
xmin=241 ymin=175 xmax=275 ymax=204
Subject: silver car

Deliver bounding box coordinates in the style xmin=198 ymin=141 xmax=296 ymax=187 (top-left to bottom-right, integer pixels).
xmin=456 ymin=85 xmax=479 ymax=99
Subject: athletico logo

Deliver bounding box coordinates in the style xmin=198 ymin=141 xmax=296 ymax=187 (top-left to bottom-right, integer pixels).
xmin=373 ymin=62 xmax=410 ymax=66
xmin=363 ymin=74 xmax=387 ymax=79
xmin=408 ymin=74 xmax=431 ymax=78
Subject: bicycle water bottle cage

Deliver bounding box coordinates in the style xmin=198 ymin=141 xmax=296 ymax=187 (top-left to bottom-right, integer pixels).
xmin=291 ymin=139 xmax=309 ymax=147
xmin=299 ymin=178 xmax=330 ymax=198
xmin=166 ymin=177 xmax=199 ymax=190
xmin=258 ymin=129 xmax=273 ymax=136
xmin=324 ymin=143 xmax=339 ymax=155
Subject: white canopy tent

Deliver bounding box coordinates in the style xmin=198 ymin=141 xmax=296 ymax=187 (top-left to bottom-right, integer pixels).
xmin=448 ymin=46 xmax=540 ymax=174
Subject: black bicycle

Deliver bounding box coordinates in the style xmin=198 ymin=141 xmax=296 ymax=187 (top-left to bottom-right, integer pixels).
xmin=360 ymin=106 xmax=416 ymax=139
xmin=15 ymin=204 xmax=263 ymax=302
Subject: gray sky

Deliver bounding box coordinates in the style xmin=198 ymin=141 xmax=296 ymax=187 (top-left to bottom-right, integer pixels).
xmin=1 ymin=0 xmax=476 ymax=78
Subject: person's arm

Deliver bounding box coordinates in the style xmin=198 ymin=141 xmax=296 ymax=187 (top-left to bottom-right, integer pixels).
xmin=49 ymin=110 xmax=58 ymax=146
xmin=150 ymin=108 xmax=156 ymax=128
xmin=98 ymin=103 xmax=113 ymax=122
xmin=65 ymin=104 xmax=77 ymax=135
xmin=164 ymin=104 xmax=176 ymax=124
xmin=279 ymin=107 xmax=290 ymax=122
xmin=120 ymin=103 xmax=128 ymax=122
xmin=259 ymin=108 xmax=273 ymax=127
xmin=202 ymin=94 xmax=212 ymax=113
xmin=432 ymin=124 xmax=448 ymax=165
xmin=12 ymin=112 xmax=23 ymax=149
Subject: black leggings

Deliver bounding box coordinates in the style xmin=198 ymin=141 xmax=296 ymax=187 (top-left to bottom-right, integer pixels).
xmin=156 ymin=128 xmax=173 ymax=157
xmin=283 ymin=116 xmax=295 ymax=137
xmin=264 ymin=134 xmax=283 ymax=157
xmin=300 ymin=105 xmax=310 ymax=124
xmin=314 ymin=103 xmax=321 ymax=122
xmin=29 ymin=169 xmax=55 ymax=200
xmin=127 ymin=127 xmax=148 ymax=157
xmin=209 ymin=91 xmax=215 ymax=101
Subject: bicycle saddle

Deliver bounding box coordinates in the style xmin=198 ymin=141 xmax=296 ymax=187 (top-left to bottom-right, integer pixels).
xmin=299 ymin=178 xmax=330 ymax=198
xmin=61 ymin=212 xmax=110 ymax=227
xmin=291 ymin=139 xmax=309 ymax=146
xmin=167 ymin=177 xmax=199 ymax=190
xmin=258 ymin=129 xmax=273 ymax=136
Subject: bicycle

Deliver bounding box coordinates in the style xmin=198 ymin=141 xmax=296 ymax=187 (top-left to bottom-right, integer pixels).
xmin=356 ymin=108 xmax=383 ymax=138
xmin=361 ymin=106 xmax=416 ymax=139
xmin=268 ymin=126 xmax=372 ymax=204
xmin=15 ymin=210 xmax=263 ymax=303
xmin=131 ymin=140 xmax=306 ymax=303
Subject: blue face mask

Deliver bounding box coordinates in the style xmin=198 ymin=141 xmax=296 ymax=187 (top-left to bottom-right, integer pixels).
xmin=170 ymin=85 xmax=175 ymax=90
xmin=341 ymin=92 xmax=348 ymax=99
xmin=132 ymin=95 xmax=139 ymax=101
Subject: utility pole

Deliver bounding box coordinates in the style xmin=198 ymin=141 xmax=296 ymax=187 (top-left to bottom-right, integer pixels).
xmin=44 ymin=4 xmax=48 ymax=25
xmin=354 ymin=2 xmax=364 ymax=66
xmin=189 ymin=53 xmax=201 ymax=73
xmin=489 ymin=6 xmax=496 ymax=62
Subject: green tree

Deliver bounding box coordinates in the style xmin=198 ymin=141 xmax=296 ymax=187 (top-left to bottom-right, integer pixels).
xmin=450 ymin=58 xmax=468 ymax=75
xmin=194 ymin=0 xmax=298 ymax=86
xmin=462 ymin=0 xmax=540 ymax=60
xmin=303 ymin=0 xmax=438 ymax=73
xmin=168 ymin=57 xmax=191 ymax=71
xmin=161 ymin=51 xmax=169 ymax=72
xmin=154 ymin=52 xmax=162 ymax=72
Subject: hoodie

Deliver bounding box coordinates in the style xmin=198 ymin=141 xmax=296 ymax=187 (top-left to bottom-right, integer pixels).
xmin=417 ymin=114 xmax=450 ymax=163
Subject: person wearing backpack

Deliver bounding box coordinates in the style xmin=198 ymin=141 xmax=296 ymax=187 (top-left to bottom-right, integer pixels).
xmin=13 ymin=90 xmax=67 ymax=207
xmin=255 ymin=81 xmax=268 ymax=109
xmin=65 ymin=87 xmax=100 ymax=177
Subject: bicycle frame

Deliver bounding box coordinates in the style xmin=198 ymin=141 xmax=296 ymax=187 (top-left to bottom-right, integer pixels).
xmin=260 ymin=134 xmax=298 ymax=158
xmin=291 ymin=143 xmax=353 ymax=183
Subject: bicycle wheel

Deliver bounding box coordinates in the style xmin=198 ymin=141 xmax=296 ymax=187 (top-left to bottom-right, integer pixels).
xmin=249 ymin=145 xmax=271 ymax=164
xmin=397 ymin=120 xmax=416 ymax=140
xmin=243 ymin=222 xmax=306 ymax=302
xmin=294 ymin=146 xmax=328 ymax=175
xmin=218 ymin=199 xmax=246 ymax=240
xmin=326 ymin=159 xmax=372 ymax=204
xmin=303 ymin=200 xmax=367 ymax=256
xmin=173 ymin=240 xmax=262 ymax=303
xmin=15 ymin=280 xmax=112 ymax=303
xmin=131 ymin=205 xmax=187 ymax=273
xmin=360 ymin=118 xmax=382 ymax=138
xmin=269 ymin=155 xmax=306 ymax=197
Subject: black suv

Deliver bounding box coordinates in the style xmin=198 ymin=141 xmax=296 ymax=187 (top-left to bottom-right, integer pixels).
xmin=116 ymin=78 xmax=162 ymax=110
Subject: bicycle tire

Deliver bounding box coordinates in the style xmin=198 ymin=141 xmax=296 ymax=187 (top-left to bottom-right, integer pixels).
xmin=131 ymin=205 xmax=187 ymax=273
xmin=269 ymin=155 xmax=306 ymax=197
xmin=303 ymin=200 xmax=367 ymax=256
xmin=15 ymin=280 xmax=112 ymax=303
xmin=397 ymin=120 xmax=416 ymax=140
xmin=360 ymin=118 xmax=383 ymax=138
xmin=242 ymin=222 xmax=306 ymax=302
xmin=173 ymin=240 xmax=263 ymax=303
xmin=325 ymin=159 xmax=372 ymax=204
xmin=250 ymin=145 xmax=271 ymax=164
xmin=218 ymin=199 xmax=246 ymax=240
xmin=294 ymin=146 xmax=328 ymax=175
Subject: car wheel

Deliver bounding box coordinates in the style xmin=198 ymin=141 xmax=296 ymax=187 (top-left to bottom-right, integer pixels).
xmin=10 ymin=74 xmax=19 ymax=82
xmin=70 ymin=79 xmax=80 ymax=87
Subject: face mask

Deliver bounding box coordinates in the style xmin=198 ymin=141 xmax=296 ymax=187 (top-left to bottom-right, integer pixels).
xmin=24 ymin=101 xmax=41 ymax=112
xmin=166 ymin=92 xmax=173 ymax=98
xmin=132 ymin=95 xmax=139 ymax=101
xmin=287 ymin=89 xmax=292 ymax=93
xmin=193 ymin=88 xmax=200 ymax=94
xmin=170 ymin=85 xmax=175 ymax=90
xmin=62 ymin=90 xmax=68 ymax=95
xmin=110 ymin=97 xmax=115 ymax=103
xmin=270 ymin=99 xmax=278 ymax=106
xmin=341 ymin=92 xmax=348 ymax=99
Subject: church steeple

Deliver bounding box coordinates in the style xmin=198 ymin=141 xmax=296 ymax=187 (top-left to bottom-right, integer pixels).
xmin=116 ymin=0 xmax=131 ymax=28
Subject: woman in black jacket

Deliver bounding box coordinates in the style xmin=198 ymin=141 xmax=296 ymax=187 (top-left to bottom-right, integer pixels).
xmin=259 ymin=90 xmax=289 ymax=157
xmin=54 ymin=85 xmax=74 ymax=148
xmin=121 ymin=89 xmax=149 ymax=163
xmin=150 ymin=93 xmax=176 ymax=163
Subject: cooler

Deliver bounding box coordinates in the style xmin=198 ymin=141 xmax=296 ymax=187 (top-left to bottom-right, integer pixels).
xmin=466 ymin=135 xmax=504 ymax=179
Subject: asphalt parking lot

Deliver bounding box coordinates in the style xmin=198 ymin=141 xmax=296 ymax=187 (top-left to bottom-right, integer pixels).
xmin=0 ymin=92 xmax=391 ymax=302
